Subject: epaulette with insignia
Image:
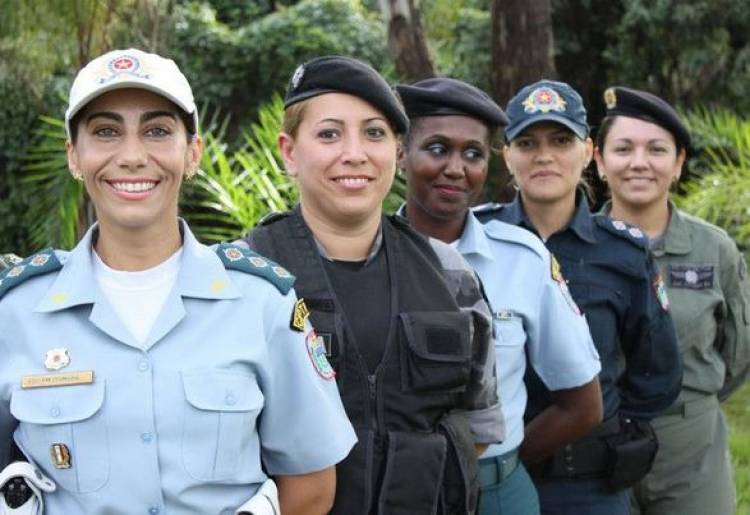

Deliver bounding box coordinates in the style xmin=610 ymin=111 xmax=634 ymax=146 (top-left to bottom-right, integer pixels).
xmin=0 ymin=253 xmax=23 ymax=270
xmin=593 ymin=215 xmax=648 ymax=249
xmin=0 ymin=249 xmax=62 ymax=300
xmin=472 ymin=202 xmax=504 ymax=223
xmin=258 ymin=211 xmax=289 ymax=226
xmin=214 ymin=243 xmax=294 ymax=295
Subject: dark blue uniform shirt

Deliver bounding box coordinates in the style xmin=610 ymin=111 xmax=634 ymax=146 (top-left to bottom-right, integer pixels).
xmin=477 ymin=192 xmax=682 ymax=421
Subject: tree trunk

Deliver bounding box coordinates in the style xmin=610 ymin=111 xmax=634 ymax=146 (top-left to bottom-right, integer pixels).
xmin=379 ymin=0 xmax=436 ymax=82
xmin=490 ymin=0 xmax=557 ymax=104
xmin=486 ymin=0 xmax=557 ymax=203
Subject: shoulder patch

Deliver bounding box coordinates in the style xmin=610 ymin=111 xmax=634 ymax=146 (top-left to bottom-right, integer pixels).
xmin=593 ymin=215 xmax=648 ymax=249
xmin=214 ymin=243 xmax=295 ymax=295
xmin=0 ymin=253 xmax=23 ymax=270
xmin=0 ymin=249 xmax=62 ymax=299
xmin=258 ymin=211 xmax=289 ymax=226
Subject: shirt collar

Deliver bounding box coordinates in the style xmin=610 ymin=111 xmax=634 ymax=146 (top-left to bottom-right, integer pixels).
xmin=661 ymin=201 xmax=692 ymax=255
xmin=35 ymin=219 xmax=239 ymax=313
xmin=454 ymin=210 xmax=495 ymax=261
xmin=506 ymin=190 xmax=597 ymax=243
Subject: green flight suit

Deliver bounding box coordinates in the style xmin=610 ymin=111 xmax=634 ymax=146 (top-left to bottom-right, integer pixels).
xmin=627 ymin=204 xmax=750 ymax=515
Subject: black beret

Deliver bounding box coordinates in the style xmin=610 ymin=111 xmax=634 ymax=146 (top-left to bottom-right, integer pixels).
xmin=284 ymin=55 xmax=409 ymax=134
xmin=603 ymin=86 xmax=691 ymax=150
xmin=395 ymin=78 xmax=508 ymax=128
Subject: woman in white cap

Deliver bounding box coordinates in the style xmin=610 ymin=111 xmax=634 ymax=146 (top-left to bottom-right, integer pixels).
xmin=477 ymin=79 xmax=682 ymax=515
xmin=0 ymin=48 xmax=356 ymax=515
xmin=244 ymin=55 xmax=503 ymax=515
xmin=595 ymin=86 xmax=749 ymax=515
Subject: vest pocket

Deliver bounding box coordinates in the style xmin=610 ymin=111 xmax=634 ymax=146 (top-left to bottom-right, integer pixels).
xmin=11 ymin=380 xmax=108 ymax=493
xmin=180 ymin=370 xmax=264 ymax=481
xmin=399 ymin=311 xmax=472 ymax=392
xmin=377 ymin=430 xmax=446 ymax=515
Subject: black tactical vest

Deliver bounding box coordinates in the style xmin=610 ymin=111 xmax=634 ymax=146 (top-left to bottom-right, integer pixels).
xmin=246 ymin=208 xmax=479 ymax=515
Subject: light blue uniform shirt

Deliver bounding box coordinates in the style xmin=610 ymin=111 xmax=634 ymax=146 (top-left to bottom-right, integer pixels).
xmin=457 ymin=212 xmax=600 ymax=457
xmin=0 ymin=221 xmax=356 ymax=515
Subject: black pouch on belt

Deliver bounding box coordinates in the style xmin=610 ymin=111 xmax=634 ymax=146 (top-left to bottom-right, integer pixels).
xmin=603 ymin=417 xmax=659 ymax=490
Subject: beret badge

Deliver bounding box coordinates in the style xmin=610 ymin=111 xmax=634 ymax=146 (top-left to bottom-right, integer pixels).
xmin=522 ymin=87 xmax=567 ymax=114
xmin=604 ymin=87 xmax=617 ymax=109
xmin=291 ymin=65 xmax=305 ymax=91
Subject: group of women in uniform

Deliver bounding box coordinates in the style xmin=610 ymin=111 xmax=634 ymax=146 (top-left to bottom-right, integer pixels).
xmin=0 ymin=45 xmax=746 ymax=515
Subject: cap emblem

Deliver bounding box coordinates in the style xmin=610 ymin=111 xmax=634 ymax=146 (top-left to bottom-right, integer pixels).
xmin=604 ymin=87 xmax=617 ymax=109
xmin=99 ymin=54 xmax=148 ymax=84
xmin=291 ymin=65 xmax=305 ymax=90
xmin=522 ymin=87 xmax=567 ymax=114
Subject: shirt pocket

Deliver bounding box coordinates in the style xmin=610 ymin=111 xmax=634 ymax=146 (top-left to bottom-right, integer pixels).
xmin=11 ymin=380 xmax=108 ymax=493
xmin=493 ymin=311 xmax=526 ymax=347
xmin=398 ymin=311 xmax=472 ymax=393
xmin=181 ymin=370 xmax=264 ymax=482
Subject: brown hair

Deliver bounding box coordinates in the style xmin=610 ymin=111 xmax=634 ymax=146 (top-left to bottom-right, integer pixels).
xmin=281 ymin=100 xmax=310 ymax=137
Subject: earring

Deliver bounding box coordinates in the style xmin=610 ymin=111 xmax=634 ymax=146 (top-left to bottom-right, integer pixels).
xmin=185 ymin=168 xmax=200 ymax=180
xmin=71 ymin=169 xmax=83 ymax=181
xmin=599 ymin=174 xmax=607 ymax=183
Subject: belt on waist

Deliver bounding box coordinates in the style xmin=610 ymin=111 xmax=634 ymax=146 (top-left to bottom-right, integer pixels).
xmin=479 ymin=448 xmax=520 ymax=487
xmin=662 ymin=394 xmax=717 ymax=417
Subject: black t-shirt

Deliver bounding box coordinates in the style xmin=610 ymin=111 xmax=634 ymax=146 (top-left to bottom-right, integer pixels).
xmin=323 ymin=246 xmax=391 ymax=373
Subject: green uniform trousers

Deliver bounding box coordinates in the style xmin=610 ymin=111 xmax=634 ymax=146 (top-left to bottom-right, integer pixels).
xmin=631 ymin=395 xmax=735 ymax=515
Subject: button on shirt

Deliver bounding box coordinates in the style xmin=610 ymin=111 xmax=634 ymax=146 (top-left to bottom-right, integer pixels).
xmin=0 ymin=221 xmax=356 ymax=514
xmin=458 ymin=211 xmax=600 ymax=457
xmin=487 ymin=193 xmax=682 ymax=420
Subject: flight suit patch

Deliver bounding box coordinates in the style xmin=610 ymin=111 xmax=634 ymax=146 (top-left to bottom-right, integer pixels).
xmin=668 ymin=264 xmax=713 ymax=289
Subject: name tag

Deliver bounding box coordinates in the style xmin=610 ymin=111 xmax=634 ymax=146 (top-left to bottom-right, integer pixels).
xmin=21 ymin=370 xmax=94 ymax=389
xmin=668 ymin=264 xmax=714 ymax=289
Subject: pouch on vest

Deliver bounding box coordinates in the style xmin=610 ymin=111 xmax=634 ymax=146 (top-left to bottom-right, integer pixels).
xmin=377 ymin=430 xmax=446 ymax=515
xmin=603 ymin=417 xmax=659 ymax=490
xmin=399 ymin=311 xmax=472 ymax=393
xmin=437 ymin=411 xmax=479 ymax=514
xmin=331 ymin=429 xmax=375 ymax=515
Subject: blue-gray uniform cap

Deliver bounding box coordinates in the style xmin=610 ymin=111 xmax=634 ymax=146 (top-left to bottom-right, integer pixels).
xmin=395 ymin=77 xmax=508 ymax=128
xmin=284 ymin=55 xmax=409 ymax=135
xmin=602 ymin=86 xmax=691 ymax=151
xmin=504 ymin=79 xmax=589 ymax=141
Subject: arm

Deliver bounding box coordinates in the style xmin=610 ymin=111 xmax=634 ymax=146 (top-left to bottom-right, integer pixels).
xmin=520 ymin=378 xmax=602 ymax=464
xmin=276 ymin=467 xmax=336 ymax=515
xmin=717 ymin=240 xmax=750 ymax=400
xmin=618 ymin=253 xmax=682 ymax=419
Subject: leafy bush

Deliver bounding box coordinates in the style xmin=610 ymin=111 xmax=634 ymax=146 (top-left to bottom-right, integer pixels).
xmin=677 ymin=109 xmax=750 ymax=255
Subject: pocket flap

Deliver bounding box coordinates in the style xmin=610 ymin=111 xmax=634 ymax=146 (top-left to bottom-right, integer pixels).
xmin=399 ymin=311 xmax=472 ymax=362
xmin=11 ymin=380 xmax=105 ymax=424
xmin=494 ymin=314 xmax=525 ymax=347
xmin=182 ymin=370 xmax=263 ymax=412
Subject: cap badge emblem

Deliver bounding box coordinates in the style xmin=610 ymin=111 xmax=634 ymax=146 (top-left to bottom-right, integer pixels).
xmin=99 ymin=54 xmax=147 ymax=84
xmin=291 ymin=65 xmax=305 ymax=90
xmin=44 ymin=348 xmax=71 ymax=371
xmin=604 ymin=87 xmax=617 ymax=109
xmin=522 ymin=87 xmax=567 ymax=114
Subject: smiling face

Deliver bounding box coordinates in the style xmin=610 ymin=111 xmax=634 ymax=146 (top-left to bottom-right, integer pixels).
xmin=503 ymin=121 xmax=593 ymax=206
xmin=66 ymin=88 xmax=202 ymax=237
xmin=595 ymin=116 xmax=685 ymax=210
xmin=278 ymin=92 xmax=398 ymax=229
xmin=401 ymin=115 xmax=490 ymax=223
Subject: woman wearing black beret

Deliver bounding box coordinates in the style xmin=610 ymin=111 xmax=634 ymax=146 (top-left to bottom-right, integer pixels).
xmin=243 ymin=56 xmax=504 ymax=514
xmin=595 ymin=86 xmax=749 ymax=515
xmin=396 ymin=77 xmax=604 ymax=515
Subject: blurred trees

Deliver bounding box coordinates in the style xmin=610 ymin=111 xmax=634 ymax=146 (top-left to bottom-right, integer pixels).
xmin=1 ymin=0 xmax=749 ymax=252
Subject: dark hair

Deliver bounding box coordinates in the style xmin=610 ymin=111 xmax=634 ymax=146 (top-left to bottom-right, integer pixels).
xmin=69 ymin=100 xmax=197 ymax=144
xmin=595 ymin=115 xmax=685 ymax=154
